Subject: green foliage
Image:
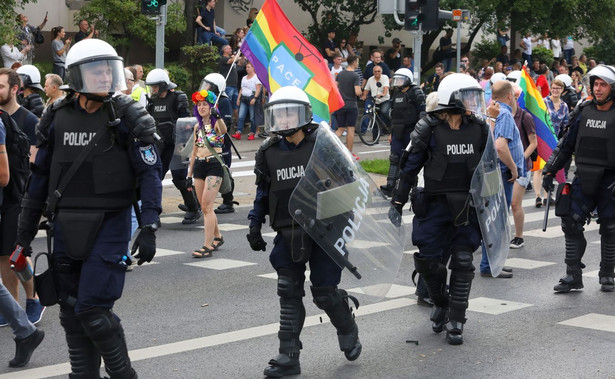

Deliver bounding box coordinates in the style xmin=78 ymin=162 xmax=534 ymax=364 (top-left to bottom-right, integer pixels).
xmin=179 ymin=44 xmax=220 ymax=91
xmin=1 ymin=0 xmax=38 ymax=44
xmin=583 ymin=36 xmax=615 ymax=64
xmin=74 ymin=0 xmax=185 ymax=51
xmin=359 ymin=159 xmax=388 ymax=176
xmin=532 ymin=47 xmax=554 ymax=66
xmin=470 ymin=39 xmax=500 ymax=66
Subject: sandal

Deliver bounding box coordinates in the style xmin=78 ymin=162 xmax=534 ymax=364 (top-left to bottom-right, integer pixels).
xmin=212 ymin=236 xmax=224 ymax=251
xmin=192 ymin=246 xmax=213 ymax=258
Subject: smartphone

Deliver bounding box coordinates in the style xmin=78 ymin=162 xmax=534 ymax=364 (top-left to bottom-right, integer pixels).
xmin=45 ymin=11 xmax=48 ymax=18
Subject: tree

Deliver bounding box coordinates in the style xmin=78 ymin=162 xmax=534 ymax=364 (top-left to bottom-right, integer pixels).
xmin=74 ymin=0 xmax=186 ymax=61
xmin=1 ymin=0 xmax=38 ymax=44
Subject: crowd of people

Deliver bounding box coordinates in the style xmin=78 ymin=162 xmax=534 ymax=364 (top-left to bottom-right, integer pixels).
xmin=0 ymin=5 xmax=613 ymax=377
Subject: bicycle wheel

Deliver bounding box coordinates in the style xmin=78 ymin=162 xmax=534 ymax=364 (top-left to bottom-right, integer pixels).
xmin=358 ymin=114 xmax=381 ymax=145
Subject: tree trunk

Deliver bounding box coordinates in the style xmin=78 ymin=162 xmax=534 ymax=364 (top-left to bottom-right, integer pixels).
xmin=180 ymin=0 xmax=198 ymax=62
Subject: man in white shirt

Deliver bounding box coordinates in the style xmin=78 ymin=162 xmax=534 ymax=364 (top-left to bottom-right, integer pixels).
xmin=361 ymin=65 xmax=390 ymax=126
xmin=1 ymin=43 xmax=30 ymax=68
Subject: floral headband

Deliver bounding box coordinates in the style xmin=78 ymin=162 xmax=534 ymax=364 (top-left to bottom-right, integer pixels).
xmin=191 ymin=89 xmax=217 ymax=105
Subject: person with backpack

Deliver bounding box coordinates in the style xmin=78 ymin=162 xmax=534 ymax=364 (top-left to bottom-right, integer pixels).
xmin=0 ymin=68 xmax=44 ymax=326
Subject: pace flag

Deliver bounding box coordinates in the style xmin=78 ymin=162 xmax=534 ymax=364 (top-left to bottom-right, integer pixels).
xmin=240 ymin=0 xmax=344 ymax=123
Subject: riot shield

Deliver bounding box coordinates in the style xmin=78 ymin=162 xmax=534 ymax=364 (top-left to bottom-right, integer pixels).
xmin=288 ymin=123 xmax=406 ymax=299
xmin=169 ymin=117 xmax=196 ymax=171
xmin=469 ymin=131 xmax=510 ymax=277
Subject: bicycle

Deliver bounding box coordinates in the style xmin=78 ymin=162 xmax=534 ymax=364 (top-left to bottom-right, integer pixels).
xmin=358 ymin=102 xmax=389 ymax=146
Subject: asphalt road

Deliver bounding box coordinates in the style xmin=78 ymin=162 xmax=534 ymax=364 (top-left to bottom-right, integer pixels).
xmin=1 ymin=136 xmax=614 ymax=379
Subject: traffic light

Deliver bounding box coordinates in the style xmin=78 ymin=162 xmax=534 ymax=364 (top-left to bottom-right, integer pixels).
xmin=421 ymin=0 xmax=440 ymax=31
xmin=404 ymin=0 xmax=422 ymax=31
xmin=405 ymin=0 xmax=440 ymax=31
xmin=141 ymin=0 xmax=166 ymax=15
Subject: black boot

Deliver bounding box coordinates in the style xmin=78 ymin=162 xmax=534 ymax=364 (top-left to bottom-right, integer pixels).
xmin=599 ymin=222 xmax=615 ymax=292
xmin=215 ymin=178 xmax=236 ymax=214
xmin=413 ymin=254 xmax=449 ymax=333
xmin=173 ymin=179 xmax=201 ymax=224
xmin=9 ymin=328 xmax=44 ymax=368
xmin=60 ymin=306 xmax=103 ymax=378
xmin=445 ymin=248 xmax=475 ymax=345
xmin=380 ymin=154 xmax=400 ymax=197
xmin=264 ymin=274 xmax=304 ymax=378
xmin=554 ymin=230 xmax=586 ymax=293
xmin=311 ymin=286 xmax=362 ymax=361
xmin=77 ymin=308 xmax=137 ymax=379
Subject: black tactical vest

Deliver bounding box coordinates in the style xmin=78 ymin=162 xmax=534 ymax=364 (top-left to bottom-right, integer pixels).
xmin=149 ymin=92 xmax=179 ymax=125
xmin=424 ymin=120 xmax=484 ymax=194
xmin=265 ymin=139 xmax=315 ymax=230
xmin=390 ymin=88 xmax=421 ymax=137
xmin=575 ymin=105 xmax=615 ymax=169
xmin=48 ymin=105 xmax=136 ymax=210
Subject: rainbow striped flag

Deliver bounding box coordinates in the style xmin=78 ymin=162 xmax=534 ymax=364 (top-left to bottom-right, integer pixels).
xmin=518 ymin=67 xmax=566 ymax=183
xmin=240 ymin=0 xmax=343 ymax=123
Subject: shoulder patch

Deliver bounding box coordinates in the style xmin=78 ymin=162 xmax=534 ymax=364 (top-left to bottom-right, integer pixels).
xmin=139 ymin=144 xmax=158 ymax=165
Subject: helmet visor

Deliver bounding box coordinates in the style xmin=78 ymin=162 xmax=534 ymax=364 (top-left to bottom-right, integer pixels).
xmin=456 ymin=89 xmax=486 ymax=117
xmin=264 ymin=102 xmax=311 ymax=133
xmin=198 ymin=79 xmax=217 ymax=93
xmin=67 ymin=59 xmax=126 ymax=94
xmin=391 ymin=75 xmax=411 ymax=88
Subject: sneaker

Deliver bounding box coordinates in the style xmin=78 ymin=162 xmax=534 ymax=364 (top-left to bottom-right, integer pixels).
xmin=231 ymin=132 xmax=242 ymax=140
xmin=543 ymin=196 xmax=555 ymax=206
xmin=258 ymin=131 xmax=269 ymax=138
xmin=247 ymin=133 xmax=255 ymax=140
xmin=535 ymin=197 xmax=542 ymax=208
xmin=342 ymin=131 xmax=347 ymax=136
xmin=25 ymin=299 xmax=45 ymax=325
xmin=0 ymin=314 xmax=7 ymax=327
xmin=510 ymin=237 xmax=525 ymax=249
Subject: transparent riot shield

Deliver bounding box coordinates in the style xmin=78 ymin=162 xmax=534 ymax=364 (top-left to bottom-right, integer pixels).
xmin=469 ymin=131 xmax=510 ymax=277
xmin=288 ymin=123 xmax=406 ymax=299
xmin=169 ymin=117 xmax=197 ymax=171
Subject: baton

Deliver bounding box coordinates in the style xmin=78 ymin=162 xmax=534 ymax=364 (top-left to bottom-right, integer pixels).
xmin=225 ymin=133 xmax=242 ymax=160
xmin=542 ymin=186 xmax=552 ymax=232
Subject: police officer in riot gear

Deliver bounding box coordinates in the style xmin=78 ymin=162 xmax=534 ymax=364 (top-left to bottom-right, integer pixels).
xmin=247 ymin=86 xmax=361 ymax=377
xmin=145 ymin=68 xmax=200 ymax=224
xmin=391 ymin=74 xmax=489 ymax=345
xmin=555 ymin=74 xmax=580 ymax=120
xmin=14 ymin=39 xmax=162 ymax=378
xmin=380 ymin=68 xmax=426 ymax=197
xmin=543 ymin=64 xmax=615 ymax=293
xmin=16 ymin=64 xmax=45 ymax=118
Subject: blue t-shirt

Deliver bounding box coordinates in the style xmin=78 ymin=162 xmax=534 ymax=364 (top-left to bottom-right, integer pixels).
xmin=494 ymin=102 xmax=525 ymax=175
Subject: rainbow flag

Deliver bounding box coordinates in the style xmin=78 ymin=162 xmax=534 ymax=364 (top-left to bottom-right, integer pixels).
xmin=518 ymin=67 xmax=566 ymax=183
xmin=240 ymin=0 xmax=343 ymax=123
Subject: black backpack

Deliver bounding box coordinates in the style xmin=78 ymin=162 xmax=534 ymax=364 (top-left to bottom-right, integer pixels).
xmin=0 ymin=110 xmax=31 ymax=205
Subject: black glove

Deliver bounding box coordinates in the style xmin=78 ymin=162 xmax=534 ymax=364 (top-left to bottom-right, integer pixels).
xmin=542 ymin=173 xmax=554 ymax=193
xmin=186 ymin=176 xmax=193 ymax=188
xmin=131 ymin=227 xmax=156 ymax=265
xmin=388 ymin=202 xmax=404 ymax=227
xmin=246 ymin=226 xmax=267 ymax=251
xmin=211 ymin=108 xmax=220 ymax=119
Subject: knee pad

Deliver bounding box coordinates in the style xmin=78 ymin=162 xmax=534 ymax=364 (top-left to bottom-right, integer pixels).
xmin=562 ymin=217 xmax=584 ymax=237
xmin=310 ymin=286 xmax=340 ymax=310
xmin=449 ymin=248 xmax=475 ymax=272
xmin=277 ymin=269 xmax=305 ymax=299
xmin=76 ymin=308 xmax=120 ymax=342
xmin=389 ymin=153 xmax=400 ymax=166
xmin=60 ymin=306 xmax=84 ymax=335
xmin=600 ymin=219 xmax=615 ymax=238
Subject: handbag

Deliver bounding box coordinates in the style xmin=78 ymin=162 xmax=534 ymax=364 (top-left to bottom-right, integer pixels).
xmin=33 ymin=28 xmax=44 ymax=45
xmin=202 ymin=130 xmax=232 ymax=195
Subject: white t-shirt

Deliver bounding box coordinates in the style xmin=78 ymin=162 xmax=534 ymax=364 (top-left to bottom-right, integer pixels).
xmin=564 ymin=36 xmax=574 ymax=50
xmin=331 ymin=66 xmax=343 ymax=78
xmin=1 ymin=44 xmax=23 ymax=68
xmin=365 ymin=75 xmax=390 ymax=104
xmin=240 ymin=74 xmax=261 ymax=97
xmin=522 ymin=37 xmax=533 ymax=55
xmin=551 ymin=39 xmax=562 ymax=58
